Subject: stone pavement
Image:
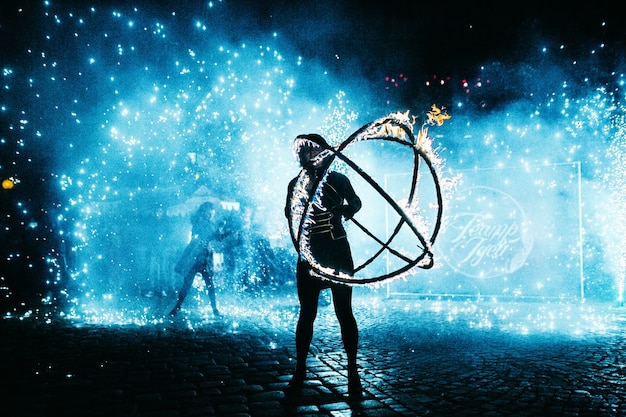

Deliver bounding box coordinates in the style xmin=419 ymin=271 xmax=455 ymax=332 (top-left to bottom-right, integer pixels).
xmin=2 ymin=291 xmax=626 ymax=417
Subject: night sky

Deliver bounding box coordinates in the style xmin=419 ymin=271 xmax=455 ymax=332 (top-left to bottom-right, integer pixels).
xmin=2 ymin=0 xmax=626 ymax=318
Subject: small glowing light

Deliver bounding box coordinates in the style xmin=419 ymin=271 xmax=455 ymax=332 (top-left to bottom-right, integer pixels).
xmin=2 ymin=179 xmax=15 ymax=189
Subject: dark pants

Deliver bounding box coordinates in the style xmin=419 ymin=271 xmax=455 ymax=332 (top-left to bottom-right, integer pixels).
xmin=294 ymin=259 xmax=358 ymax=374
xmin=171 ymin=253 xmax=219 ymax=315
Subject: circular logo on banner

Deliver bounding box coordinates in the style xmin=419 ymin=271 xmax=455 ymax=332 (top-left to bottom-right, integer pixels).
xmin=440 ymin=186 xmax=533 ymax=279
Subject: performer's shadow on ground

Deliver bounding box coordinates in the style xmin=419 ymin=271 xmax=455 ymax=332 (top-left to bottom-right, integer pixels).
xmin=281 ymin=380 xmax=370 ymax=415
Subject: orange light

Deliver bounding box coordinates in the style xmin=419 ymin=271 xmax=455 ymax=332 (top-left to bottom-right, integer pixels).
xmin=427 ymin=104 xmax=451 ymax=126
xmin=2 ymin=179 xmax=15 ymax=190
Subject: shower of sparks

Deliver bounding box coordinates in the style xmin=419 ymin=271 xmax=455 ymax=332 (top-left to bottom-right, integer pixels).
xmin=1 ymin=2 xmax=626 ymax=337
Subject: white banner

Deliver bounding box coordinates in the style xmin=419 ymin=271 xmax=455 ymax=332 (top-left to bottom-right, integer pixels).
xmin=387 ymin=163 xmax=583 ymax=300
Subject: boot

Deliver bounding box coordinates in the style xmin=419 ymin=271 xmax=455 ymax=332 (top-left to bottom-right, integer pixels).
xmin=348 ymin=367 xmax=362 ymax=399
xmin=284 ymin=368 xmax=306 ymax=396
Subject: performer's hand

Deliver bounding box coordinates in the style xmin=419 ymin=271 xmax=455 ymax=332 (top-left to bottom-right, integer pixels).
xmin=332 ymin=205 xmax=352 ymax=220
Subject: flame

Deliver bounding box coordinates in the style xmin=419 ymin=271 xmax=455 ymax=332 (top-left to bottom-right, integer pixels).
xmin=417 ymin=104 xmax=450 ymax=150
xmin=426 ymin=104 xmax=451 ymax=126
xmin=383 ymin=122 xmax=408 ymax=140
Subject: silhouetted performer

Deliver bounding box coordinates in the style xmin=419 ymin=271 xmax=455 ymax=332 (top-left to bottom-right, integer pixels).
xmin=284 ymin=133 xmax=363 ymax=398
xmin=170 ymin=201 xmax=221 ymax=317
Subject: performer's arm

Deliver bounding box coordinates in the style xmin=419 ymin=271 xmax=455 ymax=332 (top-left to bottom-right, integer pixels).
xmin=342 ymin=182 xmax=361 ymax=220
xmin=285 ymin=178 xmax=295 ymax=219
xmin=332 ymin=173 xmax=361 ymax=220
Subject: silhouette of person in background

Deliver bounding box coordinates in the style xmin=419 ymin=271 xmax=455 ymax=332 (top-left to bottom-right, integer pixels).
xmin=284 ymin=133 xmax=363 ymax=399
xmin=169 ymin=201 xmax=222 ymax=317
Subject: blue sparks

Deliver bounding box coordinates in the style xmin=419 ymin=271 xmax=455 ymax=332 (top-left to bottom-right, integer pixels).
xmin=0 ymin=1 xmax=626 ymax=336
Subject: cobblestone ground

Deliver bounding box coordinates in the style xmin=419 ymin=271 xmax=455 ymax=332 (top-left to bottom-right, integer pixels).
xmin=2 ymin=291 xmax=626 ymax=417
